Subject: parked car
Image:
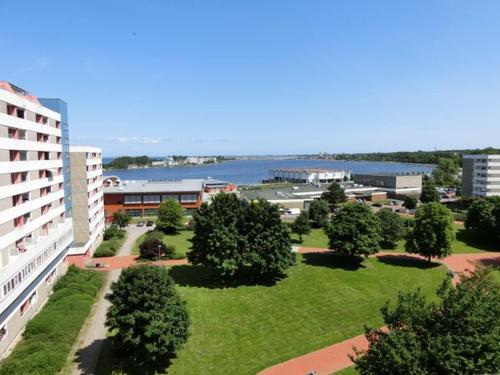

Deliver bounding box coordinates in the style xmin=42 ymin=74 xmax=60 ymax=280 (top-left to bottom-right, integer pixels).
xmin=137 ymin=221 xmax=145 ymax=227
xmin=146 ymin=220 xmax=154 ymax=227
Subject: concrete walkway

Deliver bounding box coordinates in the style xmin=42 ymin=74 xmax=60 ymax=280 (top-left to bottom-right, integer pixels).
xmin=70 ymin=226 xmax=148 ymax=375
xmin=259 ymin=248 xmax=500 ymax=375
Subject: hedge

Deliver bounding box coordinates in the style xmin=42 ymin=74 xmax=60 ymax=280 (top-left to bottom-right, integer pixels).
xmin=94 ymin=230 xmax=126 ymax=258
xmin=0 ymin=266 xmax=103 ymax=375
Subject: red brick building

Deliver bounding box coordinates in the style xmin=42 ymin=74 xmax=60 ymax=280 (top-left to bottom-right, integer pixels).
xmin=103 ymin=177 xmax=236 ymax=220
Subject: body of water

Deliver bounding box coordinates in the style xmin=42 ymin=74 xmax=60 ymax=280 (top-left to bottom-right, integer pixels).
xmin=103 ymin=159 xmax=433 ymax=185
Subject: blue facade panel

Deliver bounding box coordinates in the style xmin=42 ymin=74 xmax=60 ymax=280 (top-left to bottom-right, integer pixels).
xmin=38 ymin=98 xmax=72 ymax=218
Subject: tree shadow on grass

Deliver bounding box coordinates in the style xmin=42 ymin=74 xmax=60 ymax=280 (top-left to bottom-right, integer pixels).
xmin=301 ymin=252 xmax=366 ymax=271
xmin=74 ymin=338 xmax=107 ymax=375
xmin=94 ymin=338 xmax=174 ymax=375
xmin=456 ymin=229 xmax=499 ymax=252
xmin=478 ymin=256 xmax=500 ymax=269
xmin=169 ymin=264 xmax=280 ymax=289
xmin=376 ymin=254 xmax=440 ymax=269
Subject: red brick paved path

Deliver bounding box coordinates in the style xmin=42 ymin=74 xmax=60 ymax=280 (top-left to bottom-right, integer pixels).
xmin=258 ymin=248 xmax=500 ymax=375
xmin=66 ymin=255 xmax=188 ymax=270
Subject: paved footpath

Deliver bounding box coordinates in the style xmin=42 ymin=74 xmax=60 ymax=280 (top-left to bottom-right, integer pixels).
xmin=259 ymin=248 xmax=500 ymax=375
xmin=70 ymin=226 xmax=148 ymax=375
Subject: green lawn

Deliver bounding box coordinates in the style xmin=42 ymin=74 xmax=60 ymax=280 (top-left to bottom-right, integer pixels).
xmin=164 ymin=255 xmax=444 ymax=374
xmin=334 ymin=366 xmax=358 ymax=375
xmin=383 ymin=223 xmax=499 ymax=254
xmin=295 ymin=224 xmax=499 ymax=255
xmin=96 ymin=254 xmax=445 ymax=375
xmin=132 ymin=230 xmax=193 ymax=259
xmin=291 ymin=227 xmax=329 ymax=248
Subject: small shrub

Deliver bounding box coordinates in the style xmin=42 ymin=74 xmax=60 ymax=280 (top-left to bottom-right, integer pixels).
xmin=403 ymin=196 xmax=418 ymax=210
xmin=139 ymin=238 xmax=174 ymax=260
xmin=104 ymin=224 xmax=121 ymax=240
xmin=94 ymin=247 xmax=116 ymax=258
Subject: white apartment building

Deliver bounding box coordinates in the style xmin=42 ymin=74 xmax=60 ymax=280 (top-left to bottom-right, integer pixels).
xmin=462 ymin=154 xmax=500 ymax=197
xmin=68 ymin=146 xmax=104 ymax=257
xmin=0 ymin=82 xmax=74 ymax=356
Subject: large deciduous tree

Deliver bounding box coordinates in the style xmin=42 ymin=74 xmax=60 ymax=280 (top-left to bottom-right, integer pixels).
xmin=308 ymin=199 xmax=330 ymax=228
xmin=376 ymin=208 xmax=405 ymax=249
xmin=243 ymin=199 xmax=295 ymax=276
xmin=325 ymin=203 xmax=382 ymax=257
xmin=405 ymin=202 xmax=455 ymax=262
xmin=105 ymin=265 xmax=189 ymax=368
xmin=321 ymin=182 xmax=347 ymax=210
xmin=188 ymin=194 xmax=294 ymax=279
xmin=420 ymin=175 xmax=440 ymax=203
xmin=465 ymin=197 xmax=498 ymax=236
xmin=352 ymin=267 xmax=500 ymax=375
xmin=291 ymin=210 xmax=311 ymax=242
xmin=432 ymin=157 xmax=459 ymax=187
xmin=188 ymin=193 xmax=244 ymax=277
xmin=156 ymin=199 xmax=184 ymax=234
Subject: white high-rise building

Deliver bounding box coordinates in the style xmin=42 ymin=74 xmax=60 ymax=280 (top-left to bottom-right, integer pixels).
xmin=462 ymin=155 xmax=500 ymax=197
xmin=0 ymin=82 xmax=74 ymax=356
xmin=68 ymin=146 xmax=105 ymax=257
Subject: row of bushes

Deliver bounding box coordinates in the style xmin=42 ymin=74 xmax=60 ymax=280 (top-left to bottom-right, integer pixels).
xmin=0 ymin=266 xmax=103 ymax=375
xmin=94 ymin=225 xmax=126 ymax=257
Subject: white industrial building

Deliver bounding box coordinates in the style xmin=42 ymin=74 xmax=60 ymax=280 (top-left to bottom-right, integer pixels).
xmin=269 ymin=168 xmax=350 ymax=184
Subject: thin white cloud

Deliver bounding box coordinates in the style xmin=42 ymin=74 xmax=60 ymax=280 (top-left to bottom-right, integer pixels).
xmin=71 ymin=136 xmax=230 ymax=145
xmin=117 ymin=137 xmax=162 ymax=144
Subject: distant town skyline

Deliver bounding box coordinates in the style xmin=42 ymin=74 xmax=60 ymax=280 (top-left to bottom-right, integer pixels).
xmin=1 ymin=0 xmax=500 ymax=156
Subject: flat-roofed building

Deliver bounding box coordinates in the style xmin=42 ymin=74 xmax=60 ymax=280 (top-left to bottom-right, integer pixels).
xmin=103 ymin=178 xmax=236 ymax=219
xmin=353 ymin=173 xmax=423 ymax=198
xmin=68 ymin=146 xmax=104 ymax=257
xmin=269 ymin=168 xmax=350 ymax=184
xmin=240 ymin=183 xmax=386 ymax=210
xmin=462 ymin=154 xmax=500 ymax=197
xmin=0 ymin=82 xmax=74 ymax=356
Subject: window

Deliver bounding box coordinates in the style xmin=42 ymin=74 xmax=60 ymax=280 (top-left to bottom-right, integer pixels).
xmin=20 ymin=292 xmax=37 ymax=316
xmin=143 ymin=194 xmax=161 ymax=204
xmin=0 ymin=326 xmax=6 ymax=342
xmin=180 ymin=194 xmax=198 ymax=203
xmin=162 ymin=194 xmax=179 ymax=202
xmin=16 ymin=108 xmax=24 ymax=119
xmin=144 ymin=208 xmax=159 ymax=217
xmin=46 ymin=269 xmax=57 ymax=284
xmin=125 ymin=209 xmax=142 ymax=217
xmin=124 ymin=195 xmax=141 ymax=204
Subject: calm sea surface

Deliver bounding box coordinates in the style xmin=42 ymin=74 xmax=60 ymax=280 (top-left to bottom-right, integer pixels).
xmin=103 ymin=159 xmax=433 ymax=185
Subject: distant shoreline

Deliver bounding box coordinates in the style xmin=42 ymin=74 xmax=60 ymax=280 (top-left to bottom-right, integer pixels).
xmin=104 ymin=158 xmax=435 ymax=173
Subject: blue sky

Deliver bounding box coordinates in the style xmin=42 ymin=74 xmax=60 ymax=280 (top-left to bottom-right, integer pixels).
xmin=1 ymin=1 xmax=499 ymax=157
